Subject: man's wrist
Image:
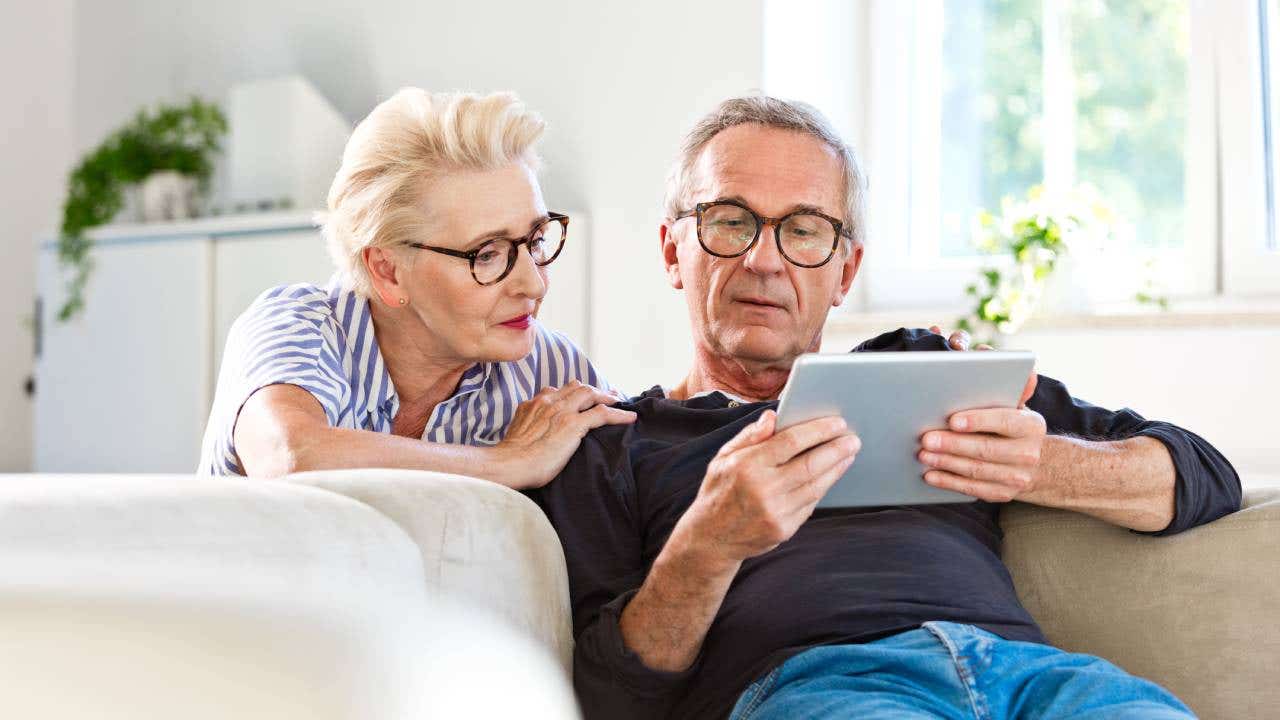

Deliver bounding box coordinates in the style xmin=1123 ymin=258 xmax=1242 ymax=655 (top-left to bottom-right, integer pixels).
xmin=664 ymin=507 xmax=743 ymax=580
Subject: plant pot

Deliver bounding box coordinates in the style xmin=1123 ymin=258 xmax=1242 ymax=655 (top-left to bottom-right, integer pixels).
xmin=1043 ymin=247 xmax=1140 ymax=315
xmin=139 ymin=171 xmax=198 ymax=222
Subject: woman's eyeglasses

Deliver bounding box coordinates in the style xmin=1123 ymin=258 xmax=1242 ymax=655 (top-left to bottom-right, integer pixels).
xmin=406 ymin=212 xmax=569 ymax=285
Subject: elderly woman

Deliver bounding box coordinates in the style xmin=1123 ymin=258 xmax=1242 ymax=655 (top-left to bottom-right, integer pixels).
xmin=198 ymin=88 xmax=633 ymax=488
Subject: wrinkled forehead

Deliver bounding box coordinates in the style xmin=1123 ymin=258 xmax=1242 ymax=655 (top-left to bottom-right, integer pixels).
xmin=688 ymin=125 xmax=845 ymax=218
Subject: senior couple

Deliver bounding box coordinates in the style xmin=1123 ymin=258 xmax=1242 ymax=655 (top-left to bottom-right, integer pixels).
xmin=199 ymin=88 xmax=1239 ymax=719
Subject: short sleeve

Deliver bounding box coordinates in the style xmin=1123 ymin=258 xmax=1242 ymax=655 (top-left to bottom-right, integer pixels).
xmin=534 ymin=322 xmax=626 ymax=399
xmin=197 ymin=285 xmax=350 ymax=476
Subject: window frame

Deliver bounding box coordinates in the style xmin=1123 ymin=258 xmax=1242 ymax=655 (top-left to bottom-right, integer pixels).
xmin=802 ymin=0 xmax=1272 ymax=312
xmin=1217 ymin=0 xmax=1280 ymax=294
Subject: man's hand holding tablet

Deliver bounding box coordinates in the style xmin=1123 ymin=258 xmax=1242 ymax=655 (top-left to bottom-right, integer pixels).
xmin=775 ymin=351 xmax=1042 ymax=508
xmin=918 ymin=371 xmax=1046 ymax=503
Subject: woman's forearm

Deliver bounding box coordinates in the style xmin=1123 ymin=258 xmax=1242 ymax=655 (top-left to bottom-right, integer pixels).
xmin=234 ymin=385 xmax=515 ymax=484
xmin=286 ymin=425 xmax=514 ymax=484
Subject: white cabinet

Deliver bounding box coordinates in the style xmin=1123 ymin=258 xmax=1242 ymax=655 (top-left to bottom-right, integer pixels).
xmin=212 ymin=229 xmax=334 ymax=381
xmin=33 ymin=211 xmax=591 ymax=473
xmin=35 ymin=235 xmax=214 ymax=473
xmin=34 ymin=213 xmax=327 ymax=473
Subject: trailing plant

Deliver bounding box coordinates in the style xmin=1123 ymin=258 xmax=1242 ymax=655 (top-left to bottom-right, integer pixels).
xmin=57 ymin=97 xmax=227 ymax=321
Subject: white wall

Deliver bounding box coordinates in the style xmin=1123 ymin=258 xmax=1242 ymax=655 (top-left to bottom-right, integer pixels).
xmin=71 ymin=0 xmax=765 ymax=394
xmin=0 ymin=1 xmax=74 ymax=471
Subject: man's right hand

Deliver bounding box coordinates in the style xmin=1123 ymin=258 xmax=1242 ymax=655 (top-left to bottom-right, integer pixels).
xmin=683 ymin=410 xmax=860 ymax=564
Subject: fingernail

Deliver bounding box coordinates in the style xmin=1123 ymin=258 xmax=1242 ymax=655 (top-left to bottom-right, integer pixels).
xmin=924 ymin=434 xmax=940 ymax=450
xmin=952 ymin=416 xmax=969 ymax=431
xmin=920 ymin=451 xmax=936 ymax=465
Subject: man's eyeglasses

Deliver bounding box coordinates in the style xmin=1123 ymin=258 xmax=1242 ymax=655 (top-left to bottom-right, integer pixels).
xmin=672 ymin=200 xmax=852 ymax=268
xmin=405 ymin=212 xmax=569 ymax=286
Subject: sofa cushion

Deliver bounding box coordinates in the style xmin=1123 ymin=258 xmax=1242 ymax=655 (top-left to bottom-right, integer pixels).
xmin=1001 ymin=480 xmax=1280 ymax=719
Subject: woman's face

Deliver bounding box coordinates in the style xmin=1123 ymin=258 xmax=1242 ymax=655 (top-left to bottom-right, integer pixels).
xmin=398 ymin=162 xmax=552 ymax=363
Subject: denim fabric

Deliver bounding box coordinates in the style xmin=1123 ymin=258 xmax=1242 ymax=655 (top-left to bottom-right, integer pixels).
xmin=729 ymin=622 xmax=1195 ymax=720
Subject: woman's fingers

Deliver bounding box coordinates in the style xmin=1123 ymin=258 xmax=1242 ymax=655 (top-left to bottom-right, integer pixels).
xmin=579 ymin=404 xmax=638 ymax=430
xmin=549 ymin=381 xmax=621 ymax=413
xmin=509 ymin=382 xmax=632 ymax=447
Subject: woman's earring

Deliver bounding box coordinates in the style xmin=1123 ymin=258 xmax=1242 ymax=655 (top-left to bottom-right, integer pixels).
xmin=398 ymin=297 xmax=408 ymax=306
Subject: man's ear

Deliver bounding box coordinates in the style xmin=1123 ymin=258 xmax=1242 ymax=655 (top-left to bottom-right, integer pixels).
xmin=660 ymin=222 xmax=684 ymax=290
xmin=832 ymin=243 xmax=864 ymax=307
xmin=364 ymin=246 xmax=405 ymax=307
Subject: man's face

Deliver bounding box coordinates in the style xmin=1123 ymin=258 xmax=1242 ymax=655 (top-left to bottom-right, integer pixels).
xmin=661 ymin=124 xmax=863 ymax=367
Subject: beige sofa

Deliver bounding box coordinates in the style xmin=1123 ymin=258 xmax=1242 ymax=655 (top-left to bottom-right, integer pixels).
xmin=1 ymin=470 xmax=1275 ymax=719
xmin=289 ymin=470 xmax=1280 ymax=720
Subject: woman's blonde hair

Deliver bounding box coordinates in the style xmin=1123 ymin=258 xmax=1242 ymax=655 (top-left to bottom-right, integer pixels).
xmin=321 ymin=88 xmax=546 ymax=296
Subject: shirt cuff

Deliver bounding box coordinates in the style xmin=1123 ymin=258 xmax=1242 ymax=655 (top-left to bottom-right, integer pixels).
xmin=1128 ymin=424 xmax=1192 ymax=537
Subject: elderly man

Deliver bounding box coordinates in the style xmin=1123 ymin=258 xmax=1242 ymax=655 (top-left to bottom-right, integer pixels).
xmin=531 ymin=97 xmax=1239 ymax=720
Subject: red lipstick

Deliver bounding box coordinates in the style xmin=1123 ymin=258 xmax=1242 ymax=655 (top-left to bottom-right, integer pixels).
xmin=500 ymin=314 xmax=532 ymax=330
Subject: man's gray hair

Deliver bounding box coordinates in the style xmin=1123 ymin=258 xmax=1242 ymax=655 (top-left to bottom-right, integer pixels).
xmin=663 ymin=95 xmax=867 ymax=249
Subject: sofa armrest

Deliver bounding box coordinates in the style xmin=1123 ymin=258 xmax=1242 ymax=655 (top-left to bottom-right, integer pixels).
xmin=286 ymin=469 xmax=573 ymax=674
xmin=1000 ymin=482 xmax=1280 ymax=719
xmin=0 ymin=474 xmax=433 ymax=719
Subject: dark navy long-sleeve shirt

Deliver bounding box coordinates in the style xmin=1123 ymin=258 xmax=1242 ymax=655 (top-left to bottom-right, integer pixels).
xmin=530 ymin=328 xmax=1241 ymax=720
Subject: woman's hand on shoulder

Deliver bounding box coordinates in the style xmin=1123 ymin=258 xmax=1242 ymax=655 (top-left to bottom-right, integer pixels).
xmin=495 ymin=380 xmax=636 ymax=490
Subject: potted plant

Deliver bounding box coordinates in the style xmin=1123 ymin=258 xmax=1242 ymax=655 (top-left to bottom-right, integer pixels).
xmin=955 ymin=184 xmax=1120 ymax=345
xmin=57 ymin=97 xmax=227 ymax=321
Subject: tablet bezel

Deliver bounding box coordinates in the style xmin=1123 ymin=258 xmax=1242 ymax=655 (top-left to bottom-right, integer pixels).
xmin=775 ymin=350 xmax=1036 ymax=508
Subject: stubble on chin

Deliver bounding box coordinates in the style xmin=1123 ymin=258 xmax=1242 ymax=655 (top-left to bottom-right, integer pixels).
xmin=707 ymin=321 xmax=799 ymax=367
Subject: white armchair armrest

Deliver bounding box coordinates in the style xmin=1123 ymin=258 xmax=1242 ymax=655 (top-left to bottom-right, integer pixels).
xmin=287 ymin=469 xmax=574 ymax=674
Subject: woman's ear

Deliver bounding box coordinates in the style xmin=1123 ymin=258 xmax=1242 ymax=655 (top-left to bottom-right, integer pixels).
xmin=660 ymin=222 xmax=683 ymax=290
xmin=364 ymin=246 xmax=406 ymax=307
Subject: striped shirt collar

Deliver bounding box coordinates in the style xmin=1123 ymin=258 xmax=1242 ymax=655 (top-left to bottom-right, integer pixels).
xmin=327 ymin=276 xmax=493 ymax=421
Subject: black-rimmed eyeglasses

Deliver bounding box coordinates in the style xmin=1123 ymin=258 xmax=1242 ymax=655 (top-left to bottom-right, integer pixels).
xmin=672 ymin=200 xmax=852 ymax=268
xmin=405 ymin=212 xmax=569 ymax=285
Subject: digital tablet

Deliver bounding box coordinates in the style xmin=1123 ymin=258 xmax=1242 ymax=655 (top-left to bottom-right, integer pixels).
xmin=775 ymin=351 xmax=1036 ymax=508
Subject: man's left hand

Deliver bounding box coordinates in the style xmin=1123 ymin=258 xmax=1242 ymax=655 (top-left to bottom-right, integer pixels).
xmin=929 ymin=325 xmax=994 ymax=352
xmin=918 ymin=373 xmax=1046 ymax=503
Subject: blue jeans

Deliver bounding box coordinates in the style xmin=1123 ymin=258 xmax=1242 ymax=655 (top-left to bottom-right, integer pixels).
xmin=729 ymin=622 xmax=1195 ymax=720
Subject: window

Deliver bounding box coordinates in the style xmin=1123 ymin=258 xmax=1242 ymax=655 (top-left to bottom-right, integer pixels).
xmin=900 ymin=0 xmax=1205 ymax=306
xmin=765 ymin=0 xmax=1278 ymax=309
xmin=1218 ymin=0 xmax=1280 ymax=294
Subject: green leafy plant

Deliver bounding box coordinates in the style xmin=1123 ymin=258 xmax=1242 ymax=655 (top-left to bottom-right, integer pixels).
xmin=956 ymin=185 xmax=1116 ymax=345
xmin=57 ymin=97 xmax=228 ymax=321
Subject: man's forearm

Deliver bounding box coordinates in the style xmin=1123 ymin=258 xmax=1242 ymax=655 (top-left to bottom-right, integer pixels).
xmin=1021 ymin=434 xmax=1176 ymax=532
xmin=618 ymin=518 xmax=741 ymax=673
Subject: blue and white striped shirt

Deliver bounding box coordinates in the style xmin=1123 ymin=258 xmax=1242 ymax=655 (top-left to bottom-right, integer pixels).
xmin=198 ymin=277 xmax=620 ymax=476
